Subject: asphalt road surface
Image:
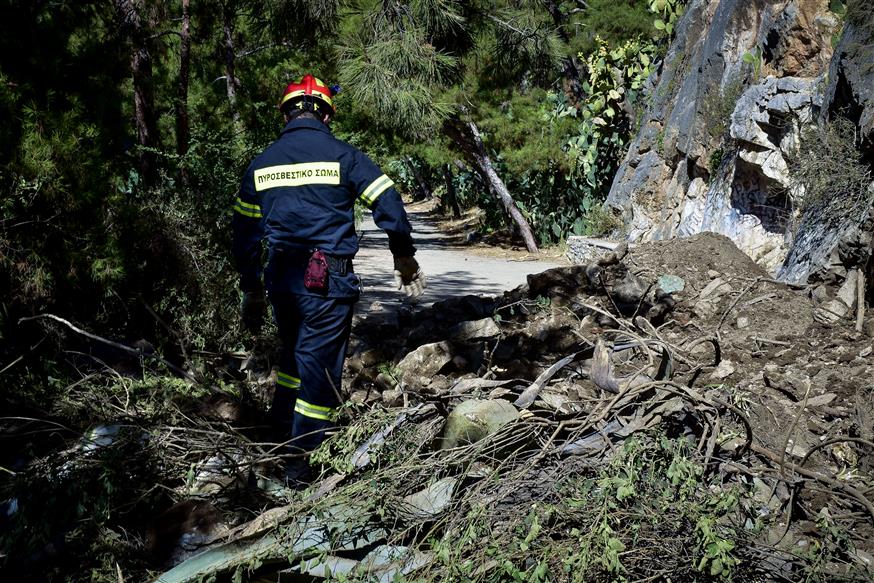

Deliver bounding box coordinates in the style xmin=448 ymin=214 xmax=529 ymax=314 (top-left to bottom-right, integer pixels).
xmin=352 ymin=207 xmax=564 ymax=312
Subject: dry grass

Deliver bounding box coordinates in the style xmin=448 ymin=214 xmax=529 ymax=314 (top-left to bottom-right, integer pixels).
xmin=789 ymin=117 xmax=872 ymax=214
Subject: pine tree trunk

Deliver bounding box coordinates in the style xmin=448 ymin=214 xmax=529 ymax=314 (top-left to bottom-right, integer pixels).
xmin=544 ymin=0 xmax=584 ymax=105
xmin=222 ymin=6 xmax=241 ymax=126
xmin=444 ymin=116 xmax=539 ymax=253
xmin=115 ymin=0 xmax=159 ymax=186
xmin=442 ymin=164 xmax=462 ymax=218
xmin=404 ymin=156 xmax=432 ymax=200
xmin=176 ymin=0 xmax=191 ymax=183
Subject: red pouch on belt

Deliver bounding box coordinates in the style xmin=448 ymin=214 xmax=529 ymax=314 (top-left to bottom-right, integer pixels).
xmin=304 ymin=249 xmax=329 ymax=292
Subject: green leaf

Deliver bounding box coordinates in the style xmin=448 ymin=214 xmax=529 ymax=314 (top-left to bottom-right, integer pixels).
xmin=710 ymin=558 xmax=724 ymax=576
xmin=551 ymin=222 xmax=562 ymax=238
xmin=654 ymin=19 xmax=666 ymax=30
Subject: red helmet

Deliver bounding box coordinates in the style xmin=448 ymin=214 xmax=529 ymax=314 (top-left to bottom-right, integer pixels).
xmin=279 ymin=74 xmax=338 ymax=114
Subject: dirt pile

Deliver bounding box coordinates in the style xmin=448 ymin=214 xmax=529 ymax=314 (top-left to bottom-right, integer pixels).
xmin=149 ymin=232 xmax=874 ymax=582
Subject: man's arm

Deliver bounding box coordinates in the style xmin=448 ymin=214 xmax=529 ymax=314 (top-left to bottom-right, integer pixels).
xmin=350 ymin=150 xmax=425 ymax=298
xmin=350 ymin=151 xmax=415 ymax=256
xmin=231 ymin=162 xmax=265 ymax=292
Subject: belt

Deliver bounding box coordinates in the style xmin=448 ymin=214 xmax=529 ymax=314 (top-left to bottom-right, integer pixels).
xmin=325 ymin=255 xmax=353 ymax=275
xmin=270 ymin=247 xmax=353 ymax=275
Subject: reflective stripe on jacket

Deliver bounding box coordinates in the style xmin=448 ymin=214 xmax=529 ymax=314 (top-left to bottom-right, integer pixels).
xmin=231 ymin=117 xmax=415 ymax=293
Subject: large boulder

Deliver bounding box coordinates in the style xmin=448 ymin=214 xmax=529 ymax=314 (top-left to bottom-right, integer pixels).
xmin=437 ymin=399 xmax=520 ymax=450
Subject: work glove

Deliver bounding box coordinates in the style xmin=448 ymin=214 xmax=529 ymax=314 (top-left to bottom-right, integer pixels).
xmin=393 ymin=256 xmax=426 ymax=299
xmin=240 ymin=289 xmax=267 ymax=334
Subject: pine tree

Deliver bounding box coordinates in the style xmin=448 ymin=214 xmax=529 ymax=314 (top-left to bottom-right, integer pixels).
xmin=337 ymin=0 xmax=566 ymax=253
xmin=115 ymin=0 xmax=161 ymax=185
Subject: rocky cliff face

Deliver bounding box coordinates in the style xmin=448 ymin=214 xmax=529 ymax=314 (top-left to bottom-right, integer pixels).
xmin=606 ymin=0 xmax=874 ymax=285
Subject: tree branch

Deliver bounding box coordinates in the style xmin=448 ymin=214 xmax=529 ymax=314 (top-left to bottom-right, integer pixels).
xmin=18 ymin=314 xmax=198 ymax=382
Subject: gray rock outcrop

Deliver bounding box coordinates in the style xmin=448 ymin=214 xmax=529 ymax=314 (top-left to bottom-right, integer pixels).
xmin=605 ymin=0 xmax=873 ymax=286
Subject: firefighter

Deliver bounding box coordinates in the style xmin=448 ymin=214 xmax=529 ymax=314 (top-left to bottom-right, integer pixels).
xmin=231 ymin=74 xmax=425 ymax=485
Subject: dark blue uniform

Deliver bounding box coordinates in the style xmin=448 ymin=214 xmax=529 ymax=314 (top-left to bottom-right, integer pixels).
xmin=232 ymin=117 xmax=415 ymax=451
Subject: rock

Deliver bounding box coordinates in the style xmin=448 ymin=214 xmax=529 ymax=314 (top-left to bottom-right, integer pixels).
xmin=450 ymin=318 xmax=501 ymax=341
xmin=824 ymin=17 xmax=874 ymax=140
xmin=359 ymin=349 xmax=384 ymax=367
xmin=865 ymin=319 xmax=874 ymax=338
xmin=428 ymin=375 xmax=452 ymax=395
xmin=396 ymin=477 xmax=458 ymax=522
xmin=805 ymin=392 xmax=836 ymax=408
xmin=752 ymin=478 xmax=783 ymax=515
xmin=698 ymin=277 xmax=732 ymax=300
xmin=396 ymin=341 xmax=454 ymax=387
xmin=814 ymin=299 xmax=849 ymax=324
xmin=526 ymin=266 xmax=589 ymax=304
xmin=375 ymin=372 xmax=397 ymax=391
xmin=350 ymin=389 xmax=379 ymax=404
xmin=693 ymin=277 xmax=733 ymax=318
xmin=810 ymin=285 xmax=828 ymax=304
xmin=707 ymin=270 xmax=720 ymax=280
xmin=381 ymin=389 xmax=404 ymax=407
xmin=189 ymin=454 xmax=247 ymax=496
xmin=566 ymin=237 xmax=624 ymax=264
xmin=657 ymin=274 xmax=686 ymax=294
xmin=438 ymin=399 xmax=520 ymax=450
xmin=736 ymin=316 xmax=750 ymax=329
xmin=784 ymin=438 xmax=810 ymax=459
xmin=612 ymin=271 xmax=648 ymax=306
xmin=347 ymin=349 xmax=385 ymax=374
xmin=693 ymin=299 xmax=718 ymax=319
xmin=147 ymin=500 xmax=227 ymax=567
xmin=836 ymin=270 xmax=859 ymax=310
xmin=710 ymin=360 xmax=736 ymax=381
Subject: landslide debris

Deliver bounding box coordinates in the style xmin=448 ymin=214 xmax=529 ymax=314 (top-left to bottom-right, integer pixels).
xmin=7 ymin=234 xmax=874 ymax=582
xmin=152 ymin=232 xmax=874 ymax=582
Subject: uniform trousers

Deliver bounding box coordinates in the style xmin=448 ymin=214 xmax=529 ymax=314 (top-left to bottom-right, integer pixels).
xmin=268 ymin=292 xmax=355 ymax=452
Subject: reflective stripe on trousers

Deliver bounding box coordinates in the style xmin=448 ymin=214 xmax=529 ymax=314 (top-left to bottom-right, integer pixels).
xmin=270 ymin=291 xmax=354 ymax=452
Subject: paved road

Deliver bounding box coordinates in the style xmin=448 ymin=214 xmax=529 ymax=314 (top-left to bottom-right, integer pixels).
xmin=352 ymin=207 xmax=564 ymax=311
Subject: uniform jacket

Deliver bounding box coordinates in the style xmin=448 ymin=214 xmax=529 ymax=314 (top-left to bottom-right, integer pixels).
xmin=232 ymin=117 xmax=415 ymax=298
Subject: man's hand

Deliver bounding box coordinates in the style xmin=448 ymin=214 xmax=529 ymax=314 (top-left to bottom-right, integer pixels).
xmin=393 ymin=256 xmax=426 ymax=299
xmin=241 ymin=289 xmax=267 ymax=334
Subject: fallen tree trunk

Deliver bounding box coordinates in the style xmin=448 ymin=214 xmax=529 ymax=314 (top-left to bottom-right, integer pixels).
xmin=444 ymin=113 xmax=539 ymax=253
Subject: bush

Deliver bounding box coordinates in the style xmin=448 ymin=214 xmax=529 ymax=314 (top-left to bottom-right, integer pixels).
xmin=789 ymin=117 xmax=872 ymax=214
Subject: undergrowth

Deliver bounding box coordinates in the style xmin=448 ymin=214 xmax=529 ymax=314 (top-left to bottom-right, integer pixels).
xmin=422 ymin=434 xmax=747 ymax=582
xmin=789 ymin=117 xmax=873 ymax=216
